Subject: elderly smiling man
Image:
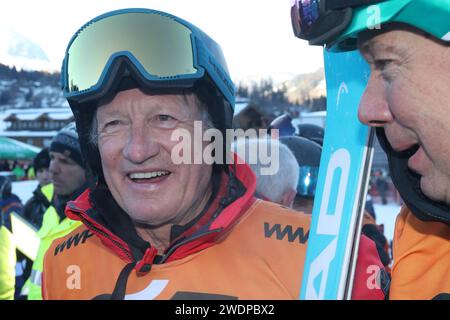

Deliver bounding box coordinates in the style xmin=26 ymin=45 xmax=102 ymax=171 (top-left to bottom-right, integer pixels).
xmin=291 ymin=0 xmax=450 ymax=299
xmin=42 ymin=8 xmax=385 ymax=300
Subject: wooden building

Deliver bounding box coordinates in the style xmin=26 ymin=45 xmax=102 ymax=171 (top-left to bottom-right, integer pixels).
xmin=0 ymin=108 xmax=74 ymax=148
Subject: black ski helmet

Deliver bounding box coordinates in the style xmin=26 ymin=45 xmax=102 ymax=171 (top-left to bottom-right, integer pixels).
xmin=33 ymin=148 xmax=51 ymax=172
xmin=297 ymin=123 xmax=324 ymax=147
xmin=280 ymin=136 xmax=322 ymax=198
xmin=268 ymin=114 xmax=296 ymax=137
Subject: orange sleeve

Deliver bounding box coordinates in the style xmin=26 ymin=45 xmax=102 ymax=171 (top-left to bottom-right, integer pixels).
xmin=390 ymin=207 xmax=450 ymax=300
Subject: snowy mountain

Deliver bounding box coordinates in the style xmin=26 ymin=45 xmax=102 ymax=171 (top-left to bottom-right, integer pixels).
xmin=0 ymin=27 xmax=58 ymax=73
xmin=283 ymin=68 xmax=325 ymax=104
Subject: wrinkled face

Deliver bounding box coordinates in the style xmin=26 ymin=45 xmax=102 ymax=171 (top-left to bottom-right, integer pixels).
xmin=358 ymin=27 xmax=450 ymax=204
xmin=49 ymin=152 xmax=86 ymax=196
xmin=36 ymin=168 xmax=51 ymax=187
xmin=96 ymin=88 xmax=213 ymax=225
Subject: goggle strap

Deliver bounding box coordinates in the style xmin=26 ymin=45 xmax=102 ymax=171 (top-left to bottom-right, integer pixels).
xmin=326 ymin=0 xmax=383 ymax=11
xmin=307 ymin=10 xmax=352 ymax=45
xmin=195 ymin=37 xmax=235 ymax=106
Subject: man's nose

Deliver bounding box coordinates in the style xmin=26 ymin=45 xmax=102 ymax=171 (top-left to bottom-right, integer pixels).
xmin=49 ymin=160 xmax=59 ymax=176
xmin=358 ymin=75 xmax=393 ymax=127
xmin=123 ymin=125 xmax=159 ymax=164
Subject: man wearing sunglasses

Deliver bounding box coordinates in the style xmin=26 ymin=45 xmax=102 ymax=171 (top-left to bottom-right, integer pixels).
xmin=291 ymin=0 xmax=450 ymax=299
xmin=41 ymin=8 xmax=385 ymax=300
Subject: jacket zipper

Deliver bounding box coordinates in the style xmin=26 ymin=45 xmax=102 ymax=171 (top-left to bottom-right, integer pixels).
xmin=159 ymin=228 xmax=223 ymax=263
xmin=68 ymin=203 xmax=133 ymax=262
xmin=159 ymin=199 xmax=230 ymax=263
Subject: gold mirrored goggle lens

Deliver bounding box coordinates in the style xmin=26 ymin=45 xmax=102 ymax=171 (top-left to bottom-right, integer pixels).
xmin=67 ymin=12 xmax=197 ymax=93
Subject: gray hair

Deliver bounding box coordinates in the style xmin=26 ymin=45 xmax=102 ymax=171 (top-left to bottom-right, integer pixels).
xmin=89 ymin=92 xmax=214 ymax=147
xmin=232 ymin=138 xmax=299 ymax=203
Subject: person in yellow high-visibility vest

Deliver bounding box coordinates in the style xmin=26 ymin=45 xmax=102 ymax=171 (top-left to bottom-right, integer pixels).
xmin=15 ymin=148 xmax=52 ymax=300
xmin=27 ymin=123 xmax=87 ymax=300
xmin=27 ymin=167 xmax=36 ymax=180
xmin=0 ymin=218 xmax=16 ymax=300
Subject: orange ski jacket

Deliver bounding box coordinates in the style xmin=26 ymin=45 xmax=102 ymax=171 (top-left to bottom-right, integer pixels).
xmin=42 ymin=163 xmax=386 ymax=300
xmin=390 ymin=206 xmax=450 ymax=300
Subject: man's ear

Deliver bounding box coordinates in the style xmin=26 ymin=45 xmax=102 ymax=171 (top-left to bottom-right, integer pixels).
xmin=280 ymin=189 xmax=297 ymax=208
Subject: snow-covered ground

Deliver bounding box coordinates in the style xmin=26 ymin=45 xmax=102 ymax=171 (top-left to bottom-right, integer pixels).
xmin=12 ymin=180 xmax=38 ymax=204
xmin=373 ymin=203 xmax=401 ymax=243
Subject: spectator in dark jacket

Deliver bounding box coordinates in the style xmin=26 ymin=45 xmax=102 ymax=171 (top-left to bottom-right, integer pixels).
xmin=22 ymin=149 xmax=52 ymax=229
xmin=0 ymin=176 xmax=25 ymax=300
xmin=0 ymin=160 xmax=10 ymax=172
xmin=375 ymin=170 xmax=389 ymax=205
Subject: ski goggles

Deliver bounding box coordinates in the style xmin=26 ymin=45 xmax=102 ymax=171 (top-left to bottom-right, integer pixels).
xmin=290 ymin=0 xmax=384 ymax=45
xmin=297 ymin=166 xmax=319 ymax=197
xmin=61 ymin=9 xmax=234 ymax=106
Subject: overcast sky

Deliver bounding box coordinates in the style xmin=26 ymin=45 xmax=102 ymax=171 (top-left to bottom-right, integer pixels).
xmin=0 ymin=0 xmax=324 ymax=82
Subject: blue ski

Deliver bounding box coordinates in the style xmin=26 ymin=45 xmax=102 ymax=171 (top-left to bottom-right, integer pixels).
xmin=300 ymin=49 xmax=374 ymax=300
